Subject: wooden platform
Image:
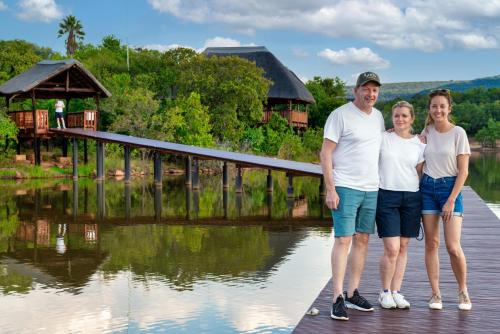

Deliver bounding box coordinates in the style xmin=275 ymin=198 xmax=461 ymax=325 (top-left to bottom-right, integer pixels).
xmin=294 ymin=187 xmax=500 ymax=333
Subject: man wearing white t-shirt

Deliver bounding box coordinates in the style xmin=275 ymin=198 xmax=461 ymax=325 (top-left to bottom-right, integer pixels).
xmin=320 ymin=72 xmax=385 ymax=321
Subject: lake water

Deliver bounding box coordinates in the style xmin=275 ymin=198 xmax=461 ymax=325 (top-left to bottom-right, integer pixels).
xmin=0 ymin=152 xmax=498 ymax=333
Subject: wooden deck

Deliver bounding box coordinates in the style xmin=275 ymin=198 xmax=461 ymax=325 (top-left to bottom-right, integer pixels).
xmin=50 ymin=128 xmax=322 ymax=176
xmin=294 ymin=187 xmax=500 ymax=333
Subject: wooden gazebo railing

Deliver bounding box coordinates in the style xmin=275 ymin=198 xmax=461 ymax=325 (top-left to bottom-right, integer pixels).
xmin=8 ymin=110 xmax=49 ymax=135
xmin=262 ymin=110 xmax=308 ymax=129
xmin=67 ymin=110 xmax=98 ymax=131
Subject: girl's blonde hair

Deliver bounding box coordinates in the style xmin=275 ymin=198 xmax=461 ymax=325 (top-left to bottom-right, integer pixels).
xmin=392 ymin=100 xmax=415 ymax=133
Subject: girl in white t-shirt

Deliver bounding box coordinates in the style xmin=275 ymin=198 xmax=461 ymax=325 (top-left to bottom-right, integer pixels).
xmin=376 ymin=101 xmax=425 ymax=309
xmin=421 ymin=89 xmax=471 ymax=311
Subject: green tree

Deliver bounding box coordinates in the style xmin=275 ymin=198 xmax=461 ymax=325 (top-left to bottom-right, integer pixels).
xmin=108 ymin=87 xmax=159 ymax=138
xmin=0 ymin=108 xmax=18 ymax=143
xmin=306 ymin=76 xmax=346 ymax=128
xmin=175 ymin=93 xmax=214 ymax=147
xmin=57 ymin=15 xmax=85 ymax=57
xmin=261 ymin=113 xmax=293 ymax=156
xmin=178 ymin=55 xmax=271 ymax=144
xmin=0 ymin=40 xmax=56 ymax=83
xmin=476 ymin=119 xmax=500 ymax=148
xmin=278 ymin=133 xmax=304 ymax=160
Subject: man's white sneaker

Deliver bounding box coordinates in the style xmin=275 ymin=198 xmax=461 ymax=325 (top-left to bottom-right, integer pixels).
xmin=392 ymin=292 xmax=410 ymax=309
xmin=379 ymin=291 xmax=396 ymax=309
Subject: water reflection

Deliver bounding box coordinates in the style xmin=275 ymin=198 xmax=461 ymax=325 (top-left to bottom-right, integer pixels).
xmin=0 ymin=174 xmax=332 ymax=332
xmin=468 ymin=151 xmax=500 ymax=204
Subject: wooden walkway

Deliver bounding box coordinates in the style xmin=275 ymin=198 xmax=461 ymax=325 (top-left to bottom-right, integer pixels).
xmin=294 ymin=187 xmax=500 ymax=333
xmin=51 ymin=128 xmax=322 ymax=177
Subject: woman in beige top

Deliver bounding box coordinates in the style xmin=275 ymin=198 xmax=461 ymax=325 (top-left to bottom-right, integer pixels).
xmin=421 ymin=89 xmax=471 ymax=311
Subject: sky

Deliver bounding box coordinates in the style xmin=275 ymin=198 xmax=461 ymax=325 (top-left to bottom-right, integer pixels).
xmin=0 ymin=0 xmax=499 ymax=84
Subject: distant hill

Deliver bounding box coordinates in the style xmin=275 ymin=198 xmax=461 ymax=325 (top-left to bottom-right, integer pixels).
xmin=345 ymin=75 xmax=500 ymax=101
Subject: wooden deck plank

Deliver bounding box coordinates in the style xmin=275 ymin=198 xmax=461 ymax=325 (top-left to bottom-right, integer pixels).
xmin=294 ymin=187 xmax=500 ymax=333
xmin=50 ymin=128 xmax=322 ymax=176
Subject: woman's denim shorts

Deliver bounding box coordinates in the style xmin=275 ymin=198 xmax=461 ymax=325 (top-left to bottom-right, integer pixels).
xmin=421 ymin=174 xmax=463 ymax=216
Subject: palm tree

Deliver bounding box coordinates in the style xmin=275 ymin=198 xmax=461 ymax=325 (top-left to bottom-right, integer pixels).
xmin=57 ymin=15 xmax=85 ymax=57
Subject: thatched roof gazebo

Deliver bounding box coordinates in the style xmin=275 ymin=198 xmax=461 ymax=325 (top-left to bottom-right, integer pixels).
xmin=0 ymin=59 xmax=111 ymax=165
xmin=203 ymin=46 xmax=315 ymax=129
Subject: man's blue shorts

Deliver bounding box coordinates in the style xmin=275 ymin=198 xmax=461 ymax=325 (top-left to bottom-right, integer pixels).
xmin=331 ymin=186 xmax=378 ymax=237
xmin=55 ymin=112 xmax=63 ymax=119
xmin=376 ymin=189 xmax=421 ymax=238
xmin=421 ymin=174 xmax=463 ymax=216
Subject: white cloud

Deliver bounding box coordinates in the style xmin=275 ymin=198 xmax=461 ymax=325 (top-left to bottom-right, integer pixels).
xmin=140 ymin=43 xmax=194 ymax=52
xmin=318 ymin=47 xmax=390 ymax=69
xmin=148 ymin=0 xmax=500 ymax=51
xmin=446 ymin=33 xmax=498 ymax=49
xmin=17 ymin=0 xmax=62 ymax=22
xmin=0 ymin=1 xmax=7 ymax=11
xmin=200 ymin=36 xmax=256 ymax=52
xmin=203 ymin=36 xmax=243 ymax=48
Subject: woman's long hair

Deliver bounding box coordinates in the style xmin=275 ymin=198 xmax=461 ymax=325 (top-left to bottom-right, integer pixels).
xmin=425 ymin=89 xmax=454 ymax=130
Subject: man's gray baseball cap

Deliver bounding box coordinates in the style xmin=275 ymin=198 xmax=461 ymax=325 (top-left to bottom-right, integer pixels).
xmin=356 ymin=72 xmax=381 ymax=87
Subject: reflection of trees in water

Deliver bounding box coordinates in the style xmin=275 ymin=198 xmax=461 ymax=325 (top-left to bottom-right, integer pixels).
xmin=0 ymin=172 xmax=321 ymax=294
xmin=468 ymin=152 xmax=500 ymax=203
xmin=99 ymin=225 xmax=308 ymax=291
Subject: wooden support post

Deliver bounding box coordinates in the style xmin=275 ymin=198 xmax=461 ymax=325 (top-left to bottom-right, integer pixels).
xmin=95 ymin=95 xmax=101 ymax=131
xmin=222 ymin=162 xmax=229 ymax=189
xmin=31 ymin=91 xmax=40 ymax=166
xmin=96 ymin=141 xmax=104 ymax=181
xmin=267 ymin=192 xmax=273 ymax=219
xmin=72 ymin=137 xmax=78 ymax=180
xmin=154 ymin=151 xmax=162 ymax=186
xmin=185 ymin=156 xmax=192 ymax=186
xmin=267 ymin=169 xmax=273 ymax=192
xmin=16 ymin=141 xmax=21 ymax=155
xmin=193 ymin=189 xmax=199 ymax=219
xmin=287 ymin=196 xmax=294 ymax=217
xmin=124 ymin=146 xmax=131 ymax=183
xmin=154 ymin=185 xmax=162 ymax=222
xmin=62 ymin=138 xmax=68 ymax=157
xmin=84 ymin=186 xmax=88 ymax=214
xmin=34 ymin=137 xmax=41 ymax=165
xmin=83 ymin=139 xmax=88 ymax=164
xmin=223 ymin=188 xmax=228 ymax=219
xmin=192 ymin=157 xmax=200 ymax=190
xmin=319 ymin=178 xmax=326 ymax=197
xmin=124 ymin=183 xmax=131 ymax=223
xmin=97 ymin=181 xmax=105 ymax=220
xmin=72 ymin=180 xmax=78 ymax=222
xmin=62 ymin=189 xmax=68 ymax=215
xmin=235 ymin=165 xmax=243 ymax=193
xmin=320 ymin=197 xmax=325 ymax=220
xmin=185 ymin=187 xmax=191 ymax=220
xmin=287 ymin=173 xmax=294 ymax=198
xmin=235 ymin=193 xmax=242 ymax=218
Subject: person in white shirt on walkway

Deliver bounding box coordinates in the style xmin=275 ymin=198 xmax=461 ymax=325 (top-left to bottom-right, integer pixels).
xmin=376 ymin=101 xmax=425 ymax=309
xmin=421 ymin=89 xmax=472 ymax=311
xmin=320 ymin=72 xmax=385 ymax=321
